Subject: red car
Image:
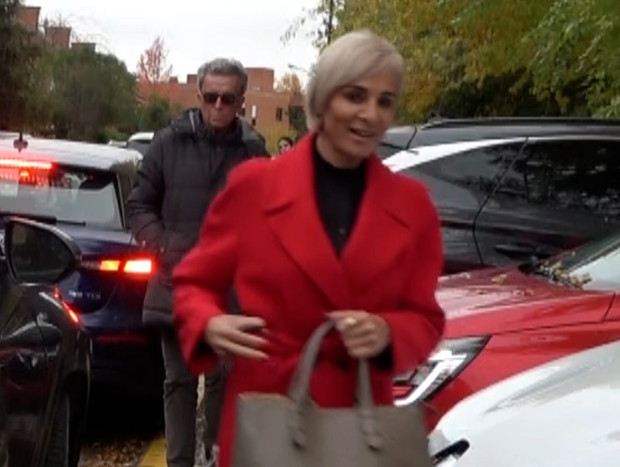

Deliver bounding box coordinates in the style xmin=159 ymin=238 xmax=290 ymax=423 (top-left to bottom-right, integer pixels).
xmin=392 ymin=231 xmax=620 ymax=430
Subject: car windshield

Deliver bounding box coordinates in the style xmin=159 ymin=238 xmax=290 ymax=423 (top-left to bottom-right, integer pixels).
xmin=127 ymin=139 xmax=151 ymax=155
xmin=528 ymin=232 xmax=620 ymax=291
xmin=0 ymin=160 xmax=122 ymax=229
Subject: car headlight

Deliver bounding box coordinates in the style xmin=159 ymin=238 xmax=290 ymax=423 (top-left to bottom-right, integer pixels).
xmin=394 ymin=336 xmax=488 ymax=407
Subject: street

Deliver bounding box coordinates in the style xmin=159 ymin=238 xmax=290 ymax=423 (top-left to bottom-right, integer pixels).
xmin=79 ymin=378 xmax=207 ymax=467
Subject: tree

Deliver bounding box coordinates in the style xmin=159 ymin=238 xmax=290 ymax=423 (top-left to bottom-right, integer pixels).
xmin=136 ymin=36 xmax=173 ymax=100
xmin=288 ymin=105 xmax=307 ymax=140
xmin=523 ymin=0 xmax=620 ymax=116
xmin=331 ymin=0 xmax=466 ymax=120
xmin=275 ymin=73 xmax=303 ymax=93
xmin=0 ymin=0 xmax=45 ymax=130
xmin=281 ymin=0 xmax=346 ymax=49
xmin=47 ymin=46 xmax=137 ymax=141
xmin=137 ymin=94 xmax=177 ymax=131
xmin=318 ymin=0 xmax=620 ymax=121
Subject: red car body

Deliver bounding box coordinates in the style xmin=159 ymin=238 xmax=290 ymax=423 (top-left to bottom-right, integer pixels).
xmin=392 ymin=249 xmax=620 ymax=430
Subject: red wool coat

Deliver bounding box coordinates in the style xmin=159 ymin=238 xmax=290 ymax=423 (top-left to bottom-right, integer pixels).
xmin=172 ymin=133 xmax=445 ymax=467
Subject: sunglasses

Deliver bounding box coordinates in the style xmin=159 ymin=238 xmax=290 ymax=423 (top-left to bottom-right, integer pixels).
xmin=202 ymin=92 xmax=237 ymax=106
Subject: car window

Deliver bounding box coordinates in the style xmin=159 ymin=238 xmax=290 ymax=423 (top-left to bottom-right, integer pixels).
xmin=400 ymin=142 xmax=523 ymax=207
xmin=495 ymin=140 xmax=620 ymax=220
xmin=127 ymin=140 xmax=151 ymax=155
xmin=377 ymin=127 xmax=415 ymax=159
xmin=376 ymin=142 xmax=403 ymax=159
xmin=0 ymin=163 xmax=122 ymax=229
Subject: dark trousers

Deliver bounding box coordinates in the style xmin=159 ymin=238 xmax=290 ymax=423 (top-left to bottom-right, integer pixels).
xmin=161 ymin=329 xmax=227 ymax=467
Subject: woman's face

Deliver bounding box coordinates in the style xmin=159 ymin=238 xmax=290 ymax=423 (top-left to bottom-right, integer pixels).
xmin=278 ymin=139 xmax=292 ymax=154
xmin=320 ymin=70 xmax=399 ymax=164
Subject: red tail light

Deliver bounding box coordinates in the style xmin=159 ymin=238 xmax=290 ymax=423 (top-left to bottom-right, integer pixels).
xmin=0 ymin=158 xmax=53 ymax=186
xmin=0 ymin=158 xmax=53 ymax=170
xmin=82 ymin=257 xmax=155 ymax=277
xmin=123 ymin=259 xmax=153 ymax=275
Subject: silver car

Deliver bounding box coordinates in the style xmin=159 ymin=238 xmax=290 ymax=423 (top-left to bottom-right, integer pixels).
xmin=429 ymin=339 xmax=620 ymax=466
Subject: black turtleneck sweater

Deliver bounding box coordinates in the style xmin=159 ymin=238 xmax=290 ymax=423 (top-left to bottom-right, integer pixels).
xmin=313 ymin=140 xmax=367 ymax=256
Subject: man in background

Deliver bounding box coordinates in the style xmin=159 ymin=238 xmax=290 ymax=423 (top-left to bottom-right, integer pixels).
xmin=127 ymin=58 xmax=270 ymax=467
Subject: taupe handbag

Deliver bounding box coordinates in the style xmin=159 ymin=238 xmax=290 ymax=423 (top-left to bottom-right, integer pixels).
xmin=231 ymin=321 xmax=433 ymax=467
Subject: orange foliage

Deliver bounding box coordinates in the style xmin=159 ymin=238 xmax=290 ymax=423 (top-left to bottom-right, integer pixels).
xmin=136 ymin=36 xmax=174 ymax=102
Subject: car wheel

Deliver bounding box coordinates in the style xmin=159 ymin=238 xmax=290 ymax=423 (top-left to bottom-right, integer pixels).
xmin=43 ymin=394 xmax=70 ymax=467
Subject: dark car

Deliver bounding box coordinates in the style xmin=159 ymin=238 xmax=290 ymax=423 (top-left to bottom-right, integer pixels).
xmin=0 ymin=217 xmax=90 ymax=467
xmin=0 ymin=135 xmax=164 ymax=405
xmin=379 ymin=117 xmax=620 ymax=273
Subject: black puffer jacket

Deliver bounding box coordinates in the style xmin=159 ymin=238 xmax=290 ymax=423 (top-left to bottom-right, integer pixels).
xmin=127 ymin=108 xmax=270 ymax=326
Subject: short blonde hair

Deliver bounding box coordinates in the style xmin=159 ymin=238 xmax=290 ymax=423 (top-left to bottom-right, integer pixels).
xmin=305 ymin=30 xmax=404 ymax=131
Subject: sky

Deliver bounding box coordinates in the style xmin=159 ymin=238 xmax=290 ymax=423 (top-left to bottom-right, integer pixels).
xmin=35 ymin=0 xmax=320 ymax=84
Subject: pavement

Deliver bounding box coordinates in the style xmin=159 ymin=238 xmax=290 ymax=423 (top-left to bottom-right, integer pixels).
xmin=79 ymin=376 xmax=209 ymax=467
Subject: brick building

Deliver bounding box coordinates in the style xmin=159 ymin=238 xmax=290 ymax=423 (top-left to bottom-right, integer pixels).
xmin=17 ymin=4 xmax=306 ymax=140
xmin=153 ymin=68 xmax=304 ymax=136
xmin=15 ymin=5 xmax=40 ymax=31
xmin=16 ymin=4 xmax=93 ymax=50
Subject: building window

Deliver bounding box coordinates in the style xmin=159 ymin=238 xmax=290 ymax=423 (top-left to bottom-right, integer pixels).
xmin=239 ymin=103 xmax=246 ymax=117
xmin=251 ymin=105 xmax=257 ymax=127
xmin=276 ymin=107 xmax=283 ymax=122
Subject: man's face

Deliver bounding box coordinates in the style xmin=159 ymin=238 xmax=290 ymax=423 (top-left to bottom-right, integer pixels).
xmin=198 ymin=74 xmax=244 ymax=130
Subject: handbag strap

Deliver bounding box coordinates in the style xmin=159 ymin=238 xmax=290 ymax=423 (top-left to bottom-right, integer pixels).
xmin=287 ymin=321 xmax=384 ymax=450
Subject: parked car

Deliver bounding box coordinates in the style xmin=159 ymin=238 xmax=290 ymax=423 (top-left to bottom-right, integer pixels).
xmin=1 ymin=217 xmax=90 ymax=467
xmin=393 ymin=228 xmax=620 ymax=429
xmin=0 ymin=135 xmax=163 ymax=405
xmin=125 ymin=132 xmax=153 ymax=155
xmin=429 ymin=339 xmax=620 ymax=466
xmin=381 ymin=117 xmax=620 ymax=273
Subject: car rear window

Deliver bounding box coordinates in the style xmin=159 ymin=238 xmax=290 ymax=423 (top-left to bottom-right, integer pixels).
xmin=0 ymin=161 xmax=122 ymax=229
xmin=377 ymin=127 xmax=416 ymax=159
xmin=127 ymin=139 xmax=151 ymax=155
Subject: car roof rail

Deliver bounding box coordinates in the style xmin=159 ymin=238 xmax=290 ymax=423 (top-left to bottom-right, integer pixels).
xmin=419 ymin=116 xmax=620 ymax=130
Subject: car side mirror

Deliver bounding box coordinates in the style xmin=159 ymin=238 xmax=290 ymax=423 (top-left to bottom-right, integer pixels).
xmin=4 ymin=218 xmax=80 ymax=285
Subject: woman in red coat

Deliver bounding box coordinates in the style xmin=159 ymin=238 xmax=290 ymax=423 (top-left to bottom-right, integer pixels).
xmin=172 ymin=29 xmax=445 ymax=467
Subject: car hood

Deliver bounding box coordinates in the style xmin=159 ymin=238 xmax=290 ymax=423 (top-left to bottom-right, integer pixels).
xmin=436 ymin=267 xmax=613 ymax=335
xmin=429 ymin=339 xmax=620 ymax=466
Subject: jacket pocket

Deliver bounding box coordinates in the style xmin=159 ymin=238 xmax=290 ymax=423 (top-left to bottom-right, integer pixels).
xmin=159 ymin=231 xmax=196 ymax=277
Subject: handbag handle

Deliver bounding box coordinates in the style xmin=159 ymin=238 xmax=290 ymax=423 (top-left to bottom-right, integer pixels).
xmin=287 ymin=321 xmax=384 ymax=450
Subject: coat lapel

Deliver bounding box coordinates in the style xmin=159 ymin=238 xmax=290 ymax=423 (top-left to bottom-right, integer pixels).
xmin=263 ymin=134 xmax=413 ymax=308
xmin=342 ymin=157 xmax=412 ymax=293
xmin=264 ymin=135 xmax=350 ymax=308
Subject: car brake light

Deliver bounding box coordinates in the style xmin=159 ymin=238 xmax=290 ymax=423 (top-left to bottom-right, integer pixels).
xmin=99 ymin=260 xmax=121 ymax=271
xmin=82 ymin=257 xmax=154 ymax=277
xmin=0 ymin=158 xmax=53 ymax=170
xmin=124 ymin=259 xmax=153 ymax=275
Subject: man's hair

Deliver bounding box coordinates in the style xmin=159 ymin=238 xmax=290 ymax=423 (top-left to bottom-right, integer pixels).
xmin=197 ymin=58 xmax=248 ymax=95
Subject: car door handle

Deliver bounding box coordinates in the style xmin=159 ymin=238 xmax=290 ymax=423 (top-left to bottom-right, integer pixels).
xmin=494 ymin=243 xmax=553 ymax=259
xmin=12 ymin=353 xmax=39 ymax=370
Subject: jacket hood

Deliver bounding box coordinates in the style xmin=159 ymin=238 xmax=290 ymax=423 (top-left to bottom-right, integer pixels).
xmin=171 ymin=108 xmax=265 ymax=144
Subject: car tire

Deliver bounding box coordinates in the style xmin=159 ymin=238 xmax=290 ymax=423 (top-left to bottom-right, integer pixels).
xmin=43 ymin=394 xmax=70 ymax=467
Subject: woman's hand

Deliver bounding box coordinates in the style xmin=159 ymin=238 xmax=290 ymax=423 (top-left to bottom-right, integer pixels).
xmin=205 ymin=315 xmax=268 ymax=360
xmin=328 ymin=310 xmax=391 ymax=359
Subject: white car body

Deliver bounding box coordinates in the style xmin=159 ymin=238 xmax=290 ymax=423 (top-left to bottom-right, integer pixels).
xmin=429 ymin=339 xmax=620 ymax=466
xmin=127 ymin=132 xmax=154 ymax=143
xmin=382 ymin=137 xmax=525 ymax=173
